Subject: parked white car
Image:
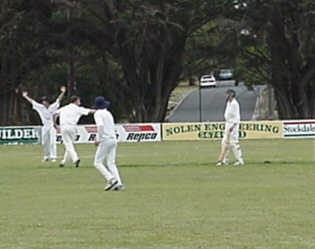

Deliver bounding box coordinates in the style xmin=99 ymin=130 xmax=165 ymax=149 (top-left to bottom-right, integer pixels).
xmin=200 ymin=74 xmax=216 ymax=88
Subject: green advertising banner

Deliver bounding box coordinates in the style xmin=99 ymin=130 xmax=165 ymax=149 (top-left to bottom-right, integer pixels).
xmin=0 ymin=126 xmax=41 ymax=145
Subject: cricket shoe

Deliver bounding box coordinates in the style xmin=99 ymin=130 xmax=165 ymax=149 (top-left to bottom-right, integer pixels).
xmin=104 ymin=178 xmax=118 ymax=191
xmin=59 ymin=162 xmax=65 ymax=167
xmin=216 ymin=161 xmax=228 ymax=167
xmin=42 ymin=157 xmax=49 ymax=162
xmin=234 ymin=160 xmax=244 ymax=166
xmin=112 ymin=184 xmax=125 ymax=191
xmin=74 ymin=159 xmax=80 ymax=168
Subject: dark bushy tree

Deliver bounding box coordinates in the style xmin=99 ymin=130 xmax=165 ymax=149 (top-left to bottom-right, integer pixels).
xmin=0 ymin=0 xmax=53 ymax=124
xmin=231 ymin=0 xmax=315 ymax=119
xmin=75 ymin=0 xmax=226 ymax=122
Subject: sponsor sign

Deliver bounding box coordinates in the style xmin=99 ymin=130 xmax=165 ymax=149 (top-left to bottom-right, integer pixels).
xmin=162 ymin=121 xmax=282 ymax=141
xmin=56 ymin=123 xmax=161 ymax=143
xmin=239 ymin=121 xmax=282 ymax=139
xmin=56 ymin=126 xmax=96 ymax=144
xmin=0 ymin=126 xmax=40 ymax=145
xmin=283 ymin=120 xmax=315 ymax=138
xmin=116 ymin=123 xmax=161 ymax=143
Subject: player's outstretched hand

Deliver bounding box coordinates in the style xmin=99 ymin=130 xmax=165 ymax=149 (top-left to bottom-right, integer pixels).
xmin=94 ymin=140 xmax=100 ymax=147
xmin=22 ymin=91 xmax=28 ymax=97
xmin=60 ymin=86 xmax=66 ymax=93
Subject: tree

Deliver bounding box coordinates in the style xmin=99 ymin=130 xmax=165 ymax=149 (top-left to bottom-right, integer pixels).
xmin=182 ymin=18 xmax=242 ymax=85
xmin=0 ymin=0 xmax=59 ymax=124
xmin=73 ymin=0 xmax=226 ymax=122
xmin=231 ymin=0 xmax=315 ymax=119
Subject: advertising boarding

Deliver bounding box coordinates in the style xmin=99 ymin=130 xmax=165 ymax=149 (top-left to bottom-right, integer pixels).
xmin=56 ymin=123 xmax=161 ymax=143
xmin=116 ymin=123 xmax=161 ymax=143
xmin=0 ymin=126 xmax=41 ymax=145
xmin=162 ymin=121 xmax=282 ymax=141
xmin=283 ymin=120 xmax=315 ymax=139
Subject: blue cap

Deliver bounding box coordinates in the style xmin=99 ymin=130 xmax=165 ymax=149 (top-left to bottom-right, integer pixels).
xmin=93 ymin=96 xmax=111 ymax=109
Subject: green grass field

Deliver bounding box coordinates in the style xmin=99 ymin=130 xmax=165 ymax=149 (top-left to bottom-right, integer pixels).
xmin=1 ymin=139 xmax=315 ymax=249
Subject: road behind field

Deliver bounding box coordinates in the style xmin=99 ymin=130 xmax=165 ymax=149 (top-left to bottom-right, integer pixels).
xmin=167 ymin=82 xmax=261 ymax=122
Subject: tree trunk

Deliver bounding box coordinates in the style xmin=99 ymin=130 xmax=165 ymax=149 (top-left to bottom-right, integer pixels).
xmin=188 ymin=74 xmax=195 ymax=86
xmin=308 ymin=83 xmax=315 ymax=118
xmin=67 ymin=52 xmax=76 ymax=97
xmin=273 ymin=86 xmax=293 ymax=119
xmin=266 ymin=2 xmax=315 ymax=120
xmin=0 ymin=93 xmax=8 ymax=125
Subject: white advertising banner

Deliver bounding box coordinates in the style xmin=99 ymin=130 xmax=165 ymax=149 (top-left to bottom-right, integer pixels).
xmin=56 ymin=126 xmax=97 ymax=144
xmin=283 ymin=120 xmax=315 ymax=139
xmin=116 ymin=123 xmax=161 ymax=143
xmin=56 ymin=123 xmax=161 ymax=143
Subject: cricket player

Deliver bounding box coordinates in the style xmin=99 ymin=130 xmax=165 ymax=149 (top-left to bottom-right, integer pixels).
xmin=22 ymin=86 xmax=66 ymax=162
xmin=53 ymin=96 xmax=95 ymax=168
xmin=93 ymin=96 xmax=124 ymax=191
xmin=217 ymin=89 xmax=244 ymax=166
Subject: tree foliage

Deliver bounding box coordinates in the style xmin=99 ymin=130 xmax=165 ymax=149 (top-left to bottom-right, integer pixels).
xmin=231 ymin=0 xmax=315 ymax=118
xmin=74 ymin=0 xmax=227 ymax=122
xmin=1 ymin=0 xmax=315 ymax=125
xmin=0 ymin=0 xmax=59 ymax=124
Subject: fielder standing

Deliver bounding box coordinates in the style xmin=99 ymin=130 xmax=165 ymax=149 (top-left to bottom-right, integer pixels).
xmin=93 ymin=96 xmax=124 ymax=191
xmin=22 ymin=86 xmax=66 ymax=162
xmin=217 ymin=89 xmax=244 ymax=166
xmin=53 ymin=96 xmax=95 ymax=167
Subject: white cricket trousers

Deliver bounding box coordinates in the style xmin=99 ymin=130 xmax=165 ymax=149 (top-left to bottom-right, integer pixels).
xmin=42 ymin=126 xmax=57 ymax=160
xmin=222 ymin=122 xmax=243 ymax=163
xmin=60 ymin=125 xmax=79 ymax=164
xmin=94 ymin=138 xmax=122 ymax=184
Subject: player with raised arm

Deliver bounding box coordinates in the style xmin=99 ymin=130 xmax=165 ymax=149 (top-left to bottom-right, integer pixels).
xmin=22 ymin=86 xmax=66 ymax=162
xmin=53 ymin=96 xmax=95 ymax=168
xmin=93 ymin=96 xmax=124 ymax=191
xmin=216 ymin=89 xmax=244 ymax=166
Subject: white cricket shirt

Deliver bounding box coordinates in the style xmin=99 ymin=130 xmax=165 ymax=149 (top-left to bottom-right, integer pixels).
xmin=56 ymin=103 xmax=90 ymax=126
xmin=32 ymin=99 xmax=60 ymax=127
xmin=94 ymin=109 xmax=116 ymax=140
xmin=224 ymin=98 xmax=240 ymax=124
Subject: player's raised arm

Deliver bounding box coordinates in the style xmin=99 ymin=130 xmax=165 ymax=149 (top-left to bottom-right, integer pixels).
xmin=57 ymin=86 xmax=66 ymax=102
xmin=22 ymin=91 xmax=34 ymax=104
